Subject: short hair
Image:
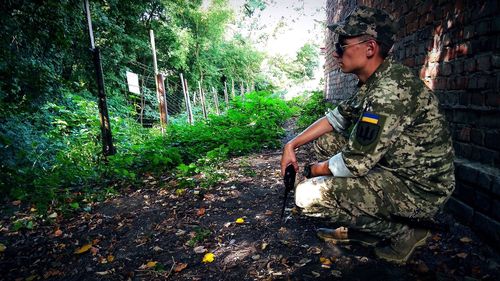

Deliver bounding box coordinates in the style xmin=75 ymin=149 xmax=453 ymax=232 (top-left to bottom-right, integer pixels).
xmin=357 ymin=35 xmax=392 ymax=58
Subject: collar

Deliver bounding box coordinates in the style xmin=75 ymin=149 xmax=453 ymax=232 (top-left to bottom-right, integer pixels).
xmin=357 ymin=56 xmax=393 ymax=90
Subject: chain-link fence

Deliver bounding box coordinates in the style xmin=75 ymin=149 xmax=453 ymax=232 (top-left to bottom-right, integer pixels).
xmin=127 ymin=61 xmax=255 ymax=127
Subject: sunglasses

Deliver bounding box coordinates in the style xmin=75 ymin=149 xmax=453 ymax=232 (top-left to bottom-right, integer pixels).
xmin=334 ymin=40 xmax=371 ymax=56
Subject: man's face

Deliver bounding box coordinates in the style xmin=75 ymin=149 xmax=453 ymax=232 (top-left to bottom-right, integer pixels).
xmin=333 ymin=36 xmax=369 ymax=74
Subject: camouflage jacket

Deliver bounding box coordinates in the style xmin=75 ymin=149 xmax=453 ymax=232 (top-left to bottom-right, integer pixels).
xmin=325 ymin=57 xmax=455 ymax=199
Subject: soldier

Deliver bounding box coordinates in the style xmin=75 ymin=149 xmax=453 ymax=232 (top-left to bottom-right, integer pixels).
xmin=280 ymin=6 xmax=455 ymax=264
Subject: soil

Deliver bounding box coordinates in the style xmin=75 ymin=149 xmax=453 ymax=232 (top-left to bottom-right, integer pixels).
xmin=1 ymin=119 xmax=499 ymax=281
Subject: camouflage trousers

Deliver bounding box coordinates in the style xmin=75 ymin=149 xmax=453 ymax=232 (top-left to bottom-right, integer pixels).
xmin=295 ymin=132 xmax=434 ymax=239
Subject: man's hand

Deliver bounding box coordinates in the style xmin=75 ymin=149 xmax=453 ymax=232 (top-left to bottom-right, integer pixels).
xmin=281 ymin=143 xmax=299 ymax=176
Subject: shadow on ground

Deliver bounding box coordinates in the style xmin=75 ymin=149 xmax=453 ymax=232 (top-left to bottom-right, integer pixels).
xmin=0 ymin=120 xmax=499 ymax=280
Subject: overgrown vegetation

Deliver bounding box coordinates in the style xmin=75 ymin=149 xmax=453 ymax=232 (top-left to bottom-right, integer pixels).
xmin=288 ymin=91 xmax=335 ymax=131
xmin=0 ymin=90 xmax=291 ymax=216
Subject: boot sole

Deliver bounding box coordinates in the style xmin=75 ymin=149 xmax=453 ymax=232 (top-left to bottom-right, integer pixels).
xmin=375 ymin=230 xmax=431 ymax=264
xmin=317 ymin=231 xmax=380 ymax=247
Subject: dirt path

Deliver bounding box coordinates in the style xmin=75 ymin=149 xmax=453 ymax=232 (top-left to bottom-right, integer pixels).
xmin=1 ymin=120 xmax=499 ymax=280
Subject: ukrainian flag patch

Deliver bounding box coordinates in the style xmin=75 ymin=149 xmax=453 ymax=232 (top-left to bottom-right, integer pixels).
xmin=361 ymin=112 xmax=380 ymax=125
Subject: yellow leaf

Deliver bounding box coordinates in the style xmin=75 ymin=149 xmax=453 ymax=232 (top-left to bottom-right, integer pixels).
xmin=146 ymin=261 xmax=157 ymax=268
xmin=74 ymin=243 xmax=92 ymax=254
xmin=235 ymin=218 xmax=245 ymax=224
xmin=107 ymin=255 xmax=115 ymax=262
xmin=319 ymin=257 xmax=332 ymax=265
xmin=202 ymin=253 xmax=215 ymax=263
xmin=0 ymin=243 xmax=6 ymax=252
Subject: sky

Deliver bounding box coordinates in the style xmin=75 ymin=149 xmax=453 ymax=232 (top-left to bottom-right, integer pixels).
xmin=227 ymin=0 xmax=326 ymax=57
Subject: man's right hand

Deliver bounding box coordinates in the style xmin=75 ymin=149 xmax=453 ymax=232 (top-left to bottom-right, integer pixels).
xmin=281 ymin=143 xmax=299 ymax=176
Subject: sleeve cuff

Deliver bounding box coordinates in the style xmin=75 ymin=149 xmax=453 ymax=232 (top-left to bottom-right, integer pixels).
xmin=328 ymin=152 xmax=355 ymax=177
xmin=325 ymin=107 xmax=349 ymax=133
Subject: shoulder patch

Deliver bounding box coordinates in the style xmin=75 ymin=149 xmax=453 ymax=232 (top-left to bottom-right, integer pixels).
xmin=355 ymin=112 xmax=382 ymax=146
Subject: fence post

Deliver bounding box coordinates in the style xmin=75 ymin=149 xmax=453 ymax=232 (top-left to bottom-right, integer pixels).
xmin=84 ymin=0 xmax=115 ymax=157
xmin=224 ymin=81 xmax=229 ymax=109
xmin=184 ymin=78 xmax=194 ymax=125
xmin=180 ymin=73 xmax=192 ymax=125
xmin=212 ymin=86 xmax=220 ymax=115
xmin=198 ymin=81 xmax=207 ymax=119
xmin=231 ymin=79 xmax=235 ymax=98
xmin=156 ymin=74 xmax=168 ymax=129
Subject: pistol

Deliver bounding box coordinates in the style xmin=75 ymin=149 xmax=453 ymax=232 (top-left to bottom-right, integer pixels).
xmin=281 ymin=165 xmax=296 ymax=218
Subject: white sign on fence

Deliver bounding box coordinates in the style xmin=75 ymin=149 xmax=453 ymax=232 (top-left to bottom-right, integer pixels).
xmin=126 ymin=71 xmax=140 ymax=94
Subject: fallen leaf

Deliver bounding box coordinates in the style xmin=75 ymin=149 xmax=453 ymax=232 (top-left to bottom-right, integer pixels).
xmin=96 ymin=270 xmax=113 ymax=276
xmin=320 ymin=257 xmax=332 ymax=268
xmin=311 ymin=271 xmax=320 ymax=277
xmin=153 ymin=246 xmax=163 ymax=252
xmin=146 ymin=261 xmax=158 ymax=268
xmin=25 ymin=274 xmax=38 ymax=281
xmin=460 ymin=237 xmax=472 ymax=243
xmin=456 ymin=252 xmax=468 ymax=259
xmin=54 ymin=229 xmax=63 ymax=237
xmin=174 ymin=263 xmax=188 ymax=272
xmin=12 ymin=200 xmax=21 ymax=206
xmin=235 ymin=218 xmax=245 ymax=224
xmin=260 ymin=242 xmax=268 ymax=250
xmin=74 ymin=243 xmax=92 ymax=254
xmin=308 ymin=246 xmax=322 ymax=254
xmin=296 ymin=258 xmax=311 ymax=267
xmin=197 ymin=207 xmax=206 ymax=216
xmin=90 ymin=246 xmax=99 ymax=255
xmin=0 ymin=243 xmax=6 ymax=252
xmin=107 ymin=255 xmax=115 ymax=262
xmin=331 ymin=270 xmax=342 ymax=278
xmin=264 ymin=210 xmax=273 ymax=216
xmin=202 ymin=253 xmax=215 ymax=263
xmin=194 ymin=246 xmax=207 ymax=254
xmin=48 ymin=212 xmax=58 ymax=219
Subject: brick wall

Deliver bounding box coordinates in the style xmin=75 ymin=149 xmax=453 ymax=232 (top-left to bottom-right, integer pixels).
xmin=325 ymin=0 xmax=500 ymax=245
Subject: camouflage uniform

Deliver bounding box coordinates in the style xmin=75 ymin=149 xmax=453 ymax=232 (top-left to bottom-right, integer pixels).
xmin=295 ymin=6 xmax=455 ymax=239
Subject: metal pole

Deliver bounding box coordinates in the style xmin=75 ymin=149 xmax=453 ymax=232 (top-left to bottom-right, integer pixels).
xmin=84 ymin=0 xmax=115 ymax=156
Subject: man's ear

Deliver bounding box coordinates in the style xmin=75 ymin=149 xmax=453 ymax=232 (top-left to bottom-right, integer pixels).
xmin=366 ymin=40 xmax=378 ymax=58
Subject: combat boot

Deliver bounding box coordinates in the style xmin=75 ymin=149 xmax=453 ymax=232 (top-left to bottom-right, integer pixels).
xmin=374 ymin=227 xmax=431 ymax=264
xmin=317 ymin=227 xmax=380 ymax=247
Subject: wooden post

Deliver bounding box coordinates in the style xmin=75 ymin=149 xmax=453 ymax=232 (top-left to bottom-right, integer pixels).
xmin=140 ymin=77 xmax=144 ymax=126
xmin=231 ymin=79 xmax=235 ymax=98
xmin=150 ymin=30 xmax=167 ymax=133
xmin=184 ymin=79 xmax=193 ymax=124
xmin=212 ymin=87 xmax=220 ymax=115
xmin=84 ymin=0 xmax=115 ymax=156
xmin=180 ymin=73 xmax=190 ymax=124
xmin=198 ymin=81 xmax=207 ymax=119
xmin=223 ymin=81 xmax=229 ymax=109
xmin=156 ymin=74 xmax=168 ymax=127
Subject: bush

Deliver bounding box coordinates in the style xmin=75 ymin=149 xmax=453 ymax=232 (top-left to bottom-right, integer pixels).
xmin=0 ymin=89 xmax=291 ymax=213
xmin=288 ymin=91 xmax=335 ymax=132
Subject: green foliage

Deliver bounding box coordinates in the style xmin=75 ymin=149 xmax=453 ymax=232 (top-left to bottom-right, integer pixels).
xmin=289 ymin=91 xmax=335 ymax=132
xmin=187 ymin=227 xmax=212 ymax=247
xmin=1 ymin=90 xmax=290 ymax=215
